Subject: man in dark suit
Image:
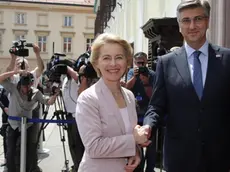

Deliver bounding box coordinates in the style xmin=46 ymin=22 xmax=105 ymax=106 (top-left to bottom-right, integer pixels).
xmin=141 ymin=0 xmax=230 ymax=172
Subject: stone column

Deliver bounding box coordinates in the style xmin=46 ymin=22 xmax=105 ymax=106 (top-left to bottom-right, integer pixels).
xmin=224 ymin=0 xmax=230 ymax=48
xmin=209 ymin=0 xmax=230 ymax=48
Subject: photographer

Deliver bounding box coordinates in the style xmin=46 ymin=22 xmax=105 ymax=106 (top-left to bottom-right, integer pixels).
xmin=0 ymin=68 xmax=59 ymax=172
xmin=5 ymin=42 xmax=45 ymax=172
xmin=126 ymin=52 xmax=156 ymax=172
xmin=62 ymin=52 xmax=98 ymax=171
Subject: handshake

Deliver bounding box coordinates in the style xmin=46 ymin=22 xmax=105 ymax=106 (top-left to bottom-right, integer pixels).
xmin=133 ymin=125 xmax=151 ymax=146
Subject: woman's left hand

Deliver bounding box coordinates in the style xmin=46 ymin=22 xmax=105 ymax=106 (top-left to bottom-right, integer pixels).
xmin=124 ymin=151 xmax=141 ymax=172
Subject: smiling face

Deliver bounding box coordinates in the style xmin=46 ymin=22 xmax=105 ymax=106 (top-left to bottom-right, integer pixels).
xmin=95 ymin=43 xmax=128 ymax=83
xmin=179 ymin=7 xmax=209 ymax=49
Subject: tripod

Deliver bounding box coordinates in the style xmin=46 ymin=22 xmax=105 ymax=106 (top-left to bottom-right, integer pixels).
xmin=37 ymin=91 xmax=70 ymax=172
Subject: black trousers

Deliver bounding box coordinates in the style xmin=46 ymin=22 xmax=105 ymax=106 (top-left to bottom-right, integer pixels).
xmin=6 ymin=105 xmax=40 ymax=172
xmin=66 ymin=114 xmax=84 ymax=172
xmin=6 ymin=123 xmax=39 ymax=172
xmin=1 ymin=112 xmax=8 ymax=159
xmin=134 ymin=140 xmax=156 ymax=172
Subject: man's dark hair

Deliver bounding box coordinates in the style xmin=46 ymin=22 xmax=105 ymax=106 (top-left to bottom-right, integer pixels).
xmin=134 ymin=52 xmax=147 ymax=59
xmin=177 ymin=0 xmax=211 ymax=22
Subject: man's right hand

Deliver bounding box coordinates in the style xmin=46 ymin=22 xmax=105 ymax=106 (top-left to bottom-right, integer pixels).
xmin=133 ymin=125 xmax=148 ymax=144
xmin=141 ymin=125 xmax=151 ymax=139
xmin=139 ymin=125 xmax=152 ymax=147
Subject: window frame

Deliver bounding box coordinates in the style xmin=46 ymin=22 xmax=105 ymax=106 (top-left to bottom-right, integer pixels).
xmin=64 ymin=16 xmax=73 ymax=27
xmin=86 ymin=38 xmax=94 ymax=51
xmin=15 ymin=12 xmax=26 ymax=25
xmin=38 ymin=36 xmax=47 ymax=53
xmin=63 ymin=37 xmax=72 ymax=53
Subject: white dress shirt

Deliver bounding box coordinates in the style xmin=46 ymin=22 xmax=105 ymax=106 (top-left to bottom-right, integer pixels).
xmin=185 ymin=41 xmax=209 ymax=86
xmin=62 ymin=77 xmax=79 ymax=115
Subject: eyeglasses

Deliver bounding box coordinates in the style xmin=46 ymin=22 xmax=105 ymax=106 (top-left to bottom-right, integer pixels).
xmin=179 ymin=15 xmax=208 ymax=26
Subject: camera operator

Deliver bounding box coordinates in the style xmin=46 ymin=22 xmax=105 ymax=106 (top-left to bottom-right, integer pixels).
xmin=0 ymin=68 xmax=59 ymax=172
xmin=126 ymin=52 xmax=156 ymax=172
xmin=6 ymin=43 xmax=45 ymax=172
xmin=57 ymin=63 xmax=84 ymax=172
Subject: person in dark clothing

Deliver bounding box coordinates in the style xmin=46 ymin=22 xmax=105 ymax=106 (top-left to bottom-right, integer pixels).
xmin=0 ymin=87 xmax=9 ymax=167
xmin=126 ymin=52 xmax=156 ymax=172
xmin=142 ymin=1 xmax=230 ymax=171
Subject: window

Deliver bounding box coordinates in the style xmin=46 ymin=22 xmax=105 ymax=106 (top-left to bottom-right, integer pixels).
xmin=38 ymin=36 xmax=47 ymax=52
xmin=60 ymin=32 xmax=75 ymax=53
xmin=86 ymin=38 xmax=94 ymax=51
xmin=15 ymin=13 xmax=26 ymax=24
xmin=64 ymin=16 xmax=72 ymax=27
xmin=15 ymin=35 xmax=25 ymax=41
xmin=63 ymin=37 xmax=72 ymax=53
xmin=86 ymin=16 xmax=95 ymax=28
xmin=37 ymin=14 xmax=48 ymax=26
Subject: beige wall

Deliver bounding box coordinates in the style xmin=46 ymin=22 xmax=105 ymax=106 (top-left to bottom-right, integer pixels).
xmin=105 ymin=0 xmax=182 ymax=54
xmin=0 ymin=2 xmax=95 ymax=72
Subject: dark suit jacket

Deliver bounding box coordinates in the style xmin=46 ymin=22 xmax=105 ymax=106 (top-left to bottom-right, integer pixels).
xmin=144 ymin=44 xmax=230 ymax=172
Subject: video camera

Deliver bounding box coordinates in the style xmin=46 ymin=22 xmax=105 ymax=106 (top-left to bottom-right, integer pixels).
xmin=75 ymin=51 xmax=97 ymax=81
xmin=9 ymin=39 xmax=33 ymax=57
xmin=138 ymin=66 xmax=149 ymax=77
xmin=45 ymin=53 xmax=76 ymax=94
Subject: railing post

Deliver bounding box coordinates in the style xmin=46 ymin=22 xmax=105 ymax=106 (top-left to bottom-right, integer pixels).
xmin=20 ymin=116 xmax=27 ymax=172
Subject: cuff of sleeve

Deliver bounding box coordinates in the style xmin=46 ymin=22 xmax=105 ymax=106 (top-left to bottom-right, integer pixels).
xmin=127 ymin=134 xmax=137 ymax=157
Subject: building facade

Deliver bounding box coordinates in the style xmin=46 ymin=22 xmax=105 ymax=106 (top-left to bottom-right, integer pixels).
xmin=0 ymin=0 xmax=95 ymax=72
xmin=94 ymin=0 xmax=230 ymax=69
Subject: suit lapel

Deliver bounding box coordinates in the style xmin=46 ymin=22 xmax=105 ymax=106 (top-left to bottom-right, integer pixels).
xmin=173 ymin=46 xmax=193 ymax=87
xmin=99 ymin=79 xmax=126 ymax=135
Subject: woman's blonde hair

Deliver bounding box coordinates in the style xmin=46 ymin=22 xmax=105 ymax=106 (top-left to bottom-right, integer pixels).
xmin=90 ymin=33 xmax=133 ymax=77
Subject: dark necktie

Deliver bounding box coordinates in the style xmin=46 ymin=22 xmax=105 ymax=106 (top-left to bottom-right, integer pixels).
xmin=193 ymin=51 xmax=203 ymax=100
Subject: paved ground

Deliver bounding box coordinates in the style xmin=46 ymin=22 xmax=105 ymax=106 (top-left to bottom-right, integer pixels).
xmin=0 ymin=106 xmax=165 ymax=172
